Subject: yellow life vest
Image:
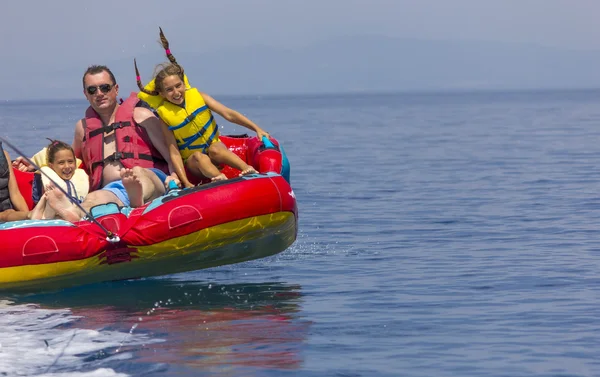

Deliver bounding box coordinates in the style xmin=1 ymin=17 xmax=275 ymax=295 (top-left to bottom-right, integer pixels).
xmin=137 ymin=74 xmax=192 ymax=109
xmin=155 ymin=88 xmax=220 ymax=160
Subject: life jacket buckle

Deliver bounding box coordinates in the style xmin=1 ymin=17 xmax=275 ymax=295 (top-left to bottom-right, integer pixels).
xmin=103 ymin=123 xmax=120 ymax=133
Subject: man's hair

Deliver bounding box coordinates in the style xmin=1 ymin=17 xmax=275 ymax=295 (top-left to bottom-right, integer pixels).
xmin=82 ymin=65 xmax=117 ymax=89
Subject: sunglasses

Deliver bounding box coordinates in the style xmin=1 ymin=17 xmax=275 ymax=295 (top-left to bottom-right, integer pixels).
xmin=86 ymin=83 xmax=113 ymax=95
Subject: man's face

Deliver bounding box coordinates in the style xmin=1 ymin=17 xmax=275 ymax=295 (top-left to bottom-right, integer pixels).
xmin=83 ymin=71 xmax=118 ymax=112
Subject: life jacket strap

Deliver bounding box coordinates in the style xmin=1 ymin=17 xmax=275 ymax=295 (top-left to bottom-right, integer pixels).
xmin=91 ymin=152 xmax=158 ymax=169
xmin=88 ymin=121 xmax=134 ymax=139
xmin=168 ymin=105 xmax=208 ymax=131
xmin=179 ymin=123 xmax=220 ymax=153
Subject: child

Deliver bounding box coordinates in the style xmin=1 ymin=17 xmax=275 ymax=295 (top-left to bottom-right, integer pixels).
xmin=0 ymin=141 xmax=29 ymax=222
xmin=30 ymin=139 xmax=89 ymax=220
xmin=134 ymin=28 xmax=270 ymax=188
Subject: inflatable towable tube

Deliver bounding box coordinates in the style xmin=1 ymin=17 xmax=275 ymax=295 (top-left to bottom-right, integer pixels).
xmin=0 ymin=135 xmax=296 ymax=293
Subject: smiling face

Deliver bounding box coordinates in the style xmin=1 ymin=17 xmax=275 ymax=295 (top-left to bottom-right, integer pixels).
xmin=83 ymin=71 xmax=118 ymax=112
xmin=158 ymin=75 xmax=186 ymax=105
xmin=48 ymin=149 xmax=76 ymax=181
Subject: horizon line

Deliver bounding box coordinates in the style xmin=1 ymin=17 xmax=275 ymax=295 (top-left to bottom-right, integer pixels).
xmin=3 ymin=86 xmax=600 ymax=104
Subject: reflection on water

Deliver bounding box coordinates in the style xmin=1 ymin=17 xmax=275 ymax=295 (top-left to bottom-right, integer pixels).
xmin=8 ymin=278 xmax=310 ymax=376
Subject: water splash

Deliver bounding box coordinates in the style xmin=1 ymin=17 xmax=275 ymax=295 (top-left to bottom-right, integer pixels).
xmin=0 ymin=301 xmax=158 ymax=376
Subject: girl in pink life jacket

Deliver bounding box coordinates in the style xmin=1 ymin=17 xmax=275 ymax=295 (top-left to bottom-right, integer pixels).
xmin=135 ymin=28 xmax=271 ymax=188
xmin=29 ymin=139 xmax=89 ymax=220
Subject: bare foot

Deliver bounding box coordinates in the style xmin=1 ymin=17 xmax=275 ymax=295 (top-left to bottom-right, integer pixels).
xmin=29 ymin=195 xmax=52 ymax=220
xmin=121 ymin=168 xmax=144 ymax=207
xmin=42 ymin=197 xmax=57 ymax=220
xmin=210 ymin=173 xmax=228 ymax=182
xmin=239 ymin=165 xmax=258 ymax=176
xmin=45 ymin=184 xmax=81 ymax=222
xmin=29 ymin=196 xmax=45 ymax=220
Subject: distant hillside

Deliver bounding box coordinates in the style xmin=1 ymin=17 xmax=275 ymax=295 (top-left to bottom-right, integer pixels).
xmin=5 ymin=35 xmax=600 ymax=100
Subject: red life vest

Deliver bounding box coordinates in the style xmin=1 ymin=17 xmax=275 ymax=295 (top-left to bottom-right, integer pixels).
xmin=81 ymin=93 xmax=168 ymax=191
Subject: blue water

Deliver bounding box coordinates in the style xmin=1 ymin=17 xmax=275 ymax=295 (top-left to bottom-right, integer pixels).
xmin=2 ymin=89 xmax=600 ymax=376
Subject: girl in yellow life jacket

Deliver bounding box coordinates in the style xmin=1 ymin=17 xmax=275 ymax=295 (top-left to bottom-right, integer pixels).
xmin=135 ymin=29 xmax=270 ymax=187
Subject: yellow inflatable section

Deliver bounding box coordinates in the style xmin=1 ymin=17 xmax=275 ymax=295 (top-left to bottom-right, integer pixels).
xmin=138 ymin=74 xmax=192 ymax=109
xmin=0 ymin=212 xmax=296 ymax=292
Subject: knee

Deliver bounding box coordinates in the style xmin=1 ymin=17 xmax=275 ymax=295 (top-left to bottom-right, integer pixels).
xmin=188 ymin=152 xmax=210 ymax=165
xmin=131 ymin=166 xmax=145 ymax=175
xmin=207 ymin=146 xmax=225 ymax=160
xmin=81 ymin=190 xmax=103 ymax=208
xmin=85 ymin=190 xmax=103 ymax=202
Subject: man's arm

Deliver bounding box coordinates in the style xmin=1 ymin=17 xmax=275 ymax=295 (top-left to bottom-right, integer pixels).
xmin=133 ymin=107 xmax=190 ymax=186
xmin=73 ymin=119 xmax=85 ymax=160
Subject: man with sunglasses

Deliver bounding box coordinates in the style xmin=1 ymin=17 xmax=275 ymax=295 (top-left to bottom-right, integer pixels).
xmin=32 ymin=65 xmax=182 ymax=222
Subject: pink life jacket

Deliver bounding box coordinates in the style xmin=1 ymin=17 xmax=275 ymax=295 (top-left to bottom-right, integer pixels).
xmin=81 ymin=93 xmax=168 ymax=191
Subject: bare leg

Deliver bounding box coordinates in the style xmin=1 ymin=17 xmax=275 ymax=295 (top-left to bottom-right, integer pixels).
xmin=121 ymin=167 xmax=166 ymax=207
xmin=121 ymin=168 xmax=144 ymax=208
xmin=45 ymin=182 xmax=140 ymax=221
xmin=185 ymin=152 xmax=227 ymax=182
xmin=80 ymin=190 xmax=123 ymax=210
xmin=30 ymin=195 xmax=52 ymax=220
xmin=42 ymin=200 xmax=57 ymax=220
xmin=0 ymin=209 xmax=29 ymax=222
xmin=207 ymin=142 xmax=257 ymax=176
xmin=0 ymin=209 xmax=16 ymax=222
xmin=45 ymin=184 xmax=81 ymax=222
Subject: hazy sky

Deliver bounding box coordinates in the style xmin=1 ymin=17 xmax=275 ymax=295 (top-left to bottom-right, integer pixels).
xmin=2 ymin=0 xmax=600 ymax=99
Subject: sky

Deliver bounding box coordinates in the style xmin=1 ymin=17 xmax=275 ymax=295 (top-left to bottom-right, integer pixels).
xmin=2 ymin=0 xmax=600 ymax=100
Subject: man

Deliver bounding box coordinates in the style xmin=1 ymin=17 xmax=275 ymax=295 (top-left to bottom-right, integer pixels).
xmin=28 ymin=65 xmax=181 ymax=222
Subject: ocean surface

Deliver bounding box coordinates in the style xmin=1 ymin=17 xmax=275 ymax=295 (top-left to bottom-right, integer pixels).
xmin=2 ymin=89 xmax=600 ymax=376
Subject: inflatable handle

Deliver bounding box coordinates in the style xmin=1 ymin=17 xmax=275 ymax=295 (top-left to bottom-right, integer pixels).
xmin=167 ymin=179 xmax=179 ymax=192
xmin=262 ymin=136 xmax=275 ymax=149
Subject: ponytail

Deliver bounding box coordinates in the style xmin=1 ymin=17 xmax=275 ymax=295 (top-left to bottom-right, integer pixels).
xmin=159 ymin=27 xmax=184 ymax=75
xmin=134 ymin=58 xmax=158 ymax=96
xmin=133 ymin=27 xmax=186 ymax=95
